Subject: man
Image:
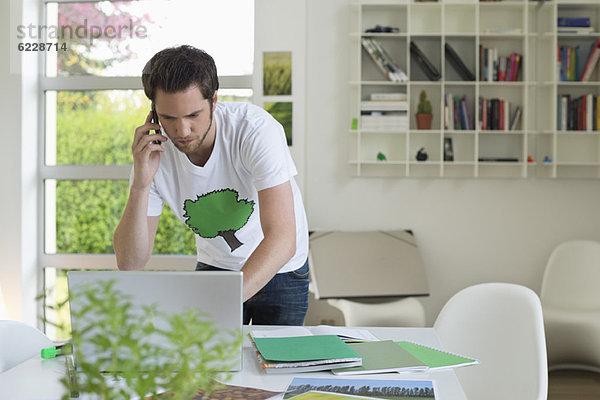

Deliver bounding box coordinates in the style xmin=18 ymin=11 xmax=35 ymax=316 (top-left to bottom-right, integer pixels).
xmin=113 ymin=45 xmax=309 ymax=325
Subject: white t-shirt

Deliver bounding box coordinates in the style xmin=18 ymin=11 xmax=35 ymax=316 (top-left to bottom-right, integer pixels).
xmin=145 ymin=102 xmax=308 ymax=273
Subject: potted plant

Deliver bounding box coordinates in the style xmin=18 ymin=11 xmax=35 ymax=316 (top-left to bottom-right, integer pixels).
xmin=415 ymin=90 xmax=433 ymax=130
xmin=40 ymin=280 xmax=241 ymax=400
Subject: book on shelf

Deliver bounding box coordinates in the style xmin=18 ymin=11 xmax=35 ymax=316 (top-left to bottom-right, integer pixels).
xmin=361 ymin=94 xmax=408 ymax=130
xmin=479 ymin=96 xmax=519 ymax=131
xmin=361 ymin=115 xmax=408 ymax=130
xmin=581 ymin=39 xmax=600 ymax=82
xmin=480 ymin=48 xmax=521 ymax=82
xmin=361 ymin=37 xmax=408 ymax=82
xmin=558 ymin=17 xmax=591 ymax=27
xmin=454 ymin=96 xmax=462 ymax=130
xmin=369 ymin=92 xmax=407 ymax=101
xmin=557 ymin=93 xmax=599 ymax=131
xmin=444 ymin=94 xmax=452 ymax=130
xmin=492 ymin=99 xmax=500 ymax=130
xmin=331 ymin=340 xmax=428 ymax=375
xmin=499 ymin=100 xmax=505 ymax=131
xmin=558 ymin=26 xmax=595 ymax=34
xmin=444 ymin=94 xmax=472 ymax=130
xmin=444 ymin=43 xmax=475 ymax=81
xmin=559 ymin=45 xmax=583 ymax=81
xmin=250 ymin=334 xmax=362 ymax=374
xmin=509 ymin=105 xmax=522 ymax=131
xmin=361 ymin=100 xmax=408 ymax=112
xmin=460 ymin=97 xmax=468 ymax=130
xmin=479 ymin=44 xmax=484 ymax=81
xmin=482 ymin=27 xmax=522 ymax=35
xmin=557 ymin=16 xmax=593 ymax=34
xmin=410 ymin=41 xmax=441 ymax=81
xmin=509 ymin=52 xmax=522 ymax=81
xmin=498 ymin=56 xmax=508 ymax=81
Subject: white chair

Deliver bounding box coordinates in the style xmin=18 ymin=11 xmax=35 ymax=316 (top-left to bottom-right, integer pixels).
xmin=434 ymin=283 xmax=548 ymax=400
xmin=327 ymin=297 xmax=425 ymax=327
xmin=0 ymin=320 xmax=53 ymax=373
xmin=541 ymin=240 xmax=600 ymax=373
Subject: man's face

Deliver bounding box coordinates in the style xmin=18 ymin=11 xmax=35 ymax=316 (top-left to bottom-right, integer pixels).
xmin=153 ymin=85 xmax=217 ymax=156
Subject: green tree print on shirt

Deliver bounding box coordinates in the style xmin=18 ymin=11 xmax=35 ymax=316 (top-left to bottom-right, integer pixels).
xmin=183 ymin=189 xmax=255 ymax=252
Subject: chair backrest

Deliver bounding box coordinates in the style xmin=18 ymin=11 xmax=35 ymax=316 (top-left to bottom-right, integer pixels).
xmin=541 ymin=240 xmax=600 ymax=310
xmin=433 ymin=283 xmax=548 ymax=400
xmin=0 ymin=320 xmax=53 ymax=373
xmin=327 ymin=297 xmax=426 ymax=327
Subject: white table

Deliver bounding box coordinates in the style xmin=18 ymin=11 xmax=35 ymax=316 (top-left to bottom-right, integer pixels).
xmin=0 ymin=326 xmax=466 ymax=399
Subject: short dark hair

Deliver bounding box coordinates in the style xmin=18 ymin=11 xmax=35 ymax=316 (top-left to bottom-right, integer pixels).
xmin=141 ymin=45 xmax=219 ymax=101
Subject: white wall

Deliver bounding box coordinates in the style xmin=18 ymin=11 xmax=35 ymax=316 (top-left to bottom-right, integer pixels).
xmin=1 ymin=0 xmax=39 ymax=325
xmin=254 ymin=0 xmax=307 ymax=194
xmin=305 ymin=0 xmax=600 ymax=324
xmin=0 ymin=0 xmax=22 ymax=321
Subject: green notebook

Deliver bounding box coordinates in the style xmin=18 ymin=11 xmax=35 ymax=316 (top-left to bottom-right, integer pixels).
xmin=252 ymin=334 xmax=360 ymax=362
xmin=396 ymin=341 xmax=479 ymax=369
xmin=332 ymin=340 xmax=429 ymax=375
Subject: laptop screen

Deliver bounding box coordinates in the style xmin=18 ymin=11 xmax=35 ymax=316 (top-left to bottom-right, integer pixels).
xmin=66 ymin=270 xmax=243 ymax=372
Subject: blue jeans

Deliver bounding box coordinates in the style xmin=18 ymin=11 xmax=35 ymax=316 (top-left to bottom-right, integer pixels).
xmin=195 ymin=259 xmax=309 ymax=325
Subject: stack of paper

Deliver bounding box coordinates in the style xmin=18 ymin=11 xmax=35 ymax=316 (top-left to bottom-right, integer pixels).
xmin=251 ymin=326 xmax=379 ymax=342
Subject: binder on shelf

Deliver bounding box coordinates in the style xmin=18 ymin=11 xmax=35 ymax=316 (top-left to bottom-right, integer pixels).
xmin=444 ymin=43 xmax=475 ymax=81
xmin=410 ymin=41 xmax=441 ymax=81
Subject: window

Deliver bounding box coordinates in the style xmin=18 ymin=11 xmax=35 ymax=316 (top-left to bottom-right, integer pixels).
xmin=40 ymin=0 xmax=254 ymax=339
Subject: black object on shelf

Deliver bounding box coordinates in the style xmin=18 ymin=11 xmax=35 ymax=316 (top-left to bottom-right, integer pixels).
xmin=365 ymin=25 xmax=400 ymax=33
xmin=410 ymin=41 xmax=441 ymax=81
xmin=478 ymin=157 xmax=519 ymax=162
xmin=443 ymin=138 xmax=454 ymax=162
xmin=445 ymin=43 xmax=475 ymax=81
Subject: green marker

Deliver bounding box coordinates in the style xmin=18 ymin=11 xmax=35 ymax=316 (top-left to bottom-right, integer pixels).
xmin=41 ymin=343 xmax=72 ymax=359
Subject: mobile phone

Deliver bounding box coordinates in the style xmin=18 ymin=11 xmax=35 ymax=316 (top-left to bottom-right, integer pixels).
xmin=151 ymin=103 xmax=162 ymax=144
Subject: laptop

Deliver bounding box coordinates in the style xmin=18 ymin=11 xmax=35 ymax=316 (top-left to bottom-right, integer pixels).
xmin=66 ymin=270 xmax=243 ymax=372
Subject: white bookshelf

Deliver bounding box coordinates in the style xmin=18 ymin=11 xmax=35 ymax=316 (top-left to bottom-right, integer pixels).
xmin=349 ymin=0 xmax=600 ymax=178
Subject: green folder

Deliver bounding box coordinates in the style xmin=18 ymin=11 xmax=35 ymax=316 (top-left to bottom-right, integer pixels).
xmin=332 ymin=340 xmax=428 ymax=375
xmin=396 ymin=341 xmax=478 ymax=369
xmin=252 ymin=335 xmax=360 ymax=362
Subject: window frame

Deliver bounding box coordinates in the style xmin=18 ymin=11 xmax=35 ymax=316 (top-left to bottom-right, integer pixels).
xmin=39 ymin=0 xmax=254 ymax=273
